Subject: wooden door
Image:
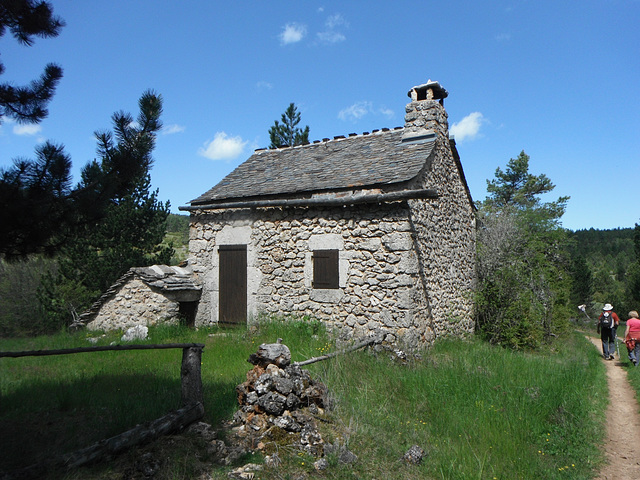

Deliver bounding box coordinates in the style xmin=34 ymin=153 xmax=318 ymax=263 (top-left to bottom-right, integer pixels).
xmin=218 ymin=245 xmax=247 ymax=325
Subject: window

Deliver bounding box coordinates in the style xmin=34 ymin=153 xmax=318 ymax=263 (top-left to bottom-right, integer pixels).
xmin=312 ymin=249 xmax=339 ymax=289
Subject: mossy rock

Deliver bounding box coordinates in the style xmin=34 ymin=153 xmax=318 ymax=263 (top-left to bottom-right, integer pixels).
xmin=260 ymin=426 xmax=301 ymax=455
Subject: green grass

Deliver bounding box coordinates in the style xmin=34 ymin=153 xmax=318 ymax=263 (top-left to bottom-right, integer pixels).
xmin=308 ymin=333 xmax=606 ymax=479
xmin=0 ymin=322 xmax=608 ymax=479
xmin=617 ymin=334 xmax=640 ymax=406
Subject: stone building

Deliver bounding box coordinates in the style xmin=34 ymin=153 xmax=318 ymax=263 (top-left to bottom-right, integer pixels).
xmin=179 ymin=81 xmax=476 ymax=348
xmin=81 ymin=265 xmax=201 ymax=331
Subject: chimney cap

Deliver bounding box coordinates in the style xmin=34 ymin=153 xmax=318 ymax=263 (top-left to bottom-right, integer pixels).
xmin=408 ymin=80 xmax=448 ymax=101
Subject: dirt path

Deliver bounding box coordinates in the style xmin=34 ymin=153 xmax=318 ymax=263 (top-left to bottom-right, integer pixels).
xmin=587 ymin=336 xmax=640 ymax=479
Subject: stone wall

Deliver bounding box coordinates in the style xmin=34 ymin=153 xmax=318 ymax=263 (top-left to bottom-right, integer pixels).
xmin=403 ymin=99 xmax=476 ymax=338
xmin=87 ymin=278 xmax=180 ymax=331
xmin=409 ymin=145 xmax=476 ymax=338
xmin=188 ymin=194 xmax=471 ymax=348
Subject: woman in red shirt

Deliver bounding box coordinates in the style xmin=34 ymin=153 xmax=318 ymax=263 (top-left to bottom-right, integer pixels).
xmin=624 ymin=310 xmax=640 ymax=367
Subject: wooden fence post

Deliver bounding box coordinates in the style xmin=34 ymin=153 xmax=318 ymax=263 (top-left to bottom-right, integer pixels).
xmin=181 ymin=346 xmax=204 ymax=407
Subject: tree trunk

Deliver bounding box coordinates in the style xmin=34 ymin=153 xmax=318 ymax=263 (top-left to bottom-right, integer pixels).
xmin=63 ymin=402 xmax=205 ymax=469
xmin=293 ymin=334 xmax=383 ymax=367
xmin=4 ymin=403 xmax=205 ymax=479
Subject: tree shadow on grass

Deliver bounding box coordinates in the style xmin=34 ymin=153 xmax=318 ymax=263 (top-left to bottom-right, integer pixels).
xmin=0 ymin=372 xmax=239 ymax=475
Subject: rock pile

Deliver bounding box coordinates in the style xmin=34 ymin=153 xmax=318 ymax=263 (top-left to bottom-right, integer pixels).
xmin=232 ymin=342 xmax=329 ymax=456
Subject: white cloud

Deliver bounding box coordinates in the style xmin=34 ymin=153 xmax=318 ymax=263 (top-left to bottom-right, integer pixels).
xmin=379 ymin=107 xmax=394 ymax=119
xmin=317 ymin=31 xmax=345 ymax=44
xmin=338 ymin=101 xmax=372 ymax=121
xmin=162 ymin=124 xmax=186 ymax=135
xmin=198 ymin=132 xmax=247 ymax=161
xmin=317 ymin=13 xmax=347 ymax=44
xmin=450 ymin=112 xmax=484 ymax=141
xmin=495 ymin=33 xmax=511 ymax=42
xmin=338 ymin=102 xmax=394 ymax=122
xmin=280 ymin=23 xmax=307 ymax=45
xmin=256 ymin=81 xmax=273 ymax=90
xmin=326 ymin=14 xmax=348 ymax=30
xmin=13 ymin=123 xmax=42 ymax=136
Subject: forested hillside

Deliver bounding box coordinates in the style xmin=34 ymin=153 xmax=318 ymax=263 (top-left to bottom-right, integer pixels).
xmin=569 ymin=226 xmax=640 ymax=319
xmin=571 ymin=228 xmax=635 ymax=260
xmin=163 ymin=214 xmax=190 ymax=263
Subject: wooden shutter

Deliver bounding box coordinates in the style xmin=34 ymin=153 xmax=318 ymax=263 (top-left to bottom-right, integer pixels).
xmin=313 ymin=249 xmax=339 ymax=289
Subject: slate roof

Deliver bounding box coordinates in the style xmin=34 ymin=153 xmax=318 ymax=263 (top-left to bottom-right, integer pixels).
xmin=75 ymin=265 xmax=201 ymax=328
xmin=130 ymin=265 xmax=201 ymax=292
xmin=188 ymin=128 xmax=437 ymax=206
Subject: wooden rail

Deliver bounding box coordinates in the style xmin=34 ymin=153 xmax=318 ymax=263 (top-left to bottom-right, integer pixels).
xmin=1 ymin=342 xmax=207 ymax=477
xmin=0 ymin=343 xmax=205 ymax=407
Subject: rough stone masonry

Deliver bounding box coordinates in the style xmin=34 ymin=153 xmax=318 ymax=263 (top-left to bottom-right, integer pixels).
xmin=231 ymin=342 xmax=329 ymax=457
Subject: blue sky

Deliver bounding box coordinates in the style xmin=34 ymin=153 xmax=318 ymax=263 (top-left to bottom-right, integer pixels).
xmin=2 ymin=0 xmax=639 ymax=231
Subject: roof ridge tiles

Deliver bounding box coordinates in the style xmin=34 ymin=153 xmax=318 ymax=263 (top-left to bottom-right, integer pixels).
xmin=253 ymin=127 xmax=405 ymax=153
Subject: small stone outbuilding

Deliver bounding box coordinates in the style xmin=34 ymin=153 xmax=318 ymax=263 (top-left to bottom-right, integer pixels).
xmin=179 ymin=80 xmax=476 ymax=348
xmin=80 ymin=265 xmax=201 ymax=331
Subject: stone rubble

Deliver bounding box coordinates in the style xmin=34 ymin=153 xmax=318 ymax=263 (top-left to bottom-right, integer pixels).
xmin=185 ymin=343 xmax=360 ymax=474
xmin=403 ymin=444 xmax=427 ymax=464
xmin=232 ymin=342 xmax=329 ymax=457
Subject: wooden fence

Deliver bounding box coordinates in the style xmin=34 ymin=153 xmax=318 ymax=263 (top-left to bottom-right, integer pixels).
xmin=0 ymin=343 xmax=207 ymax=476
xmin=0 ymin=342 xmax=205 ymax=407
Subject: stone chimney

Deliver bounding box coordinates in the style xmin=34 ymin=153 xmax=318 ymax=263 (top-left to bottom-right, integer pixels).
xmin=403 ymin=80 xmax=449 ymax=141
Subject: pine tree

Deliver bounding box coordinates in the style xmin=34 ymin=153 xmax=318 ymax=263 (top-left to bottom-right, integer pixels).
xmin=475 ymin=151 xmax=572 ymax=348
xmin=0 ymin=89 xmax=166 ymax=259
xmin=0 ymin=143 xmax=75 ymax=258
xmin=570 ymin=255 xmax=593 ymax=307
xmin=269 ymin=103 xmax=310 ymax=148
xmin=0 ymin=0 xmax=64 ymax=124
xmin=482 ymin=150 xmax=569 ymax=226
xmin=627 ymin=222 xmax=640 ymax=309
xmin=0 ymin=1 xmax=68 ymax=259
xmin=0 ymin=5 xmax=168 ymax=261
xmin=41 ymin=91 xmax=172 ymax=329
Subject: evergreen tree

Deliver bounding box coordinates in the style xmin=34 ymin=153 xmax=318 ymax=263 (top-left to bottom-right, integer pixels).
xmin=269 ymin=103 xmax=310 ymax=148
xmin=0 ymin=87 xmax=167 ymax=259
xmin=41 ymin=91 xmax=172 ymax=329
xmin=0 ymin=0 xmax=68 ymax=260
xmin=0 ymin=143 xmax=75 ymax=258
xmin=627 ymin=222 xmax=640 ymax=309
xmin=475 ymin=151 xmax=571 ymax=349
xmin=570 ymin=255 xmax=593 ymax=307
xmin=568 ymin=227 xmax=637 ymax=318
xmin=0 ymin=4 xmax=169 ymax=261
xmin=482 ymin=150 xmax=569 ymax=226
xmin=0 ymin=0 xmax=64 ymax=124
xmin=635 ymin=222 xmax=640 ymax=262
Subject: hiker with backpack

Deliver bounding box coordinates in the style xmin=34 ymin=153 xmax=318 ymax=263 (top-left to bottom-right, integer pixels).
xmin=598 ymin=304 xmax=620 ymax=360
xmin=624 ymin=310 xmax=640 ymax=367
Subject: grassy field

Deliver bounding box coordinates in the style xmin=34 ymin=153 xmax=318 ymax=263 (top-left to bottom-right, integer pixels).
xmin=0 ymin=321 xmax=611 ymax=479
